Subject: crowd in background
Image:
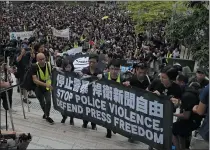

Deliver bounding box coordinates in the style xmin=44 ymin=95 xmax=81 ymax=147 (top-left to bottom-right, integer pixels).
xmin=0 ymin=2 xmax=209 ymax=150
xmin=1 ymin=1 xmax=181 ymax=70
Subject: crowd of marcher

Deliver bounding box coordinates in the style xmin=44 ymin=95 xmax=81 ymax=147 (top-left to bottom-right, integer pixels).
xmin=0 ymin=2 xmax=209 ymax=150
xmin=1 ymin=1 xmax=181 ymax=66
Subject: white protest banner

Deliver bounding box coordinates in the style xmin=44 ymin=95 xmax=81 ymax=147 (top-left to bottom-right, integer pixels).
xmin=9 ymin=31 xmax=34 ymax=40
xmin=56 ymin=47 xmax=82 ymax=57
xmin=52 ymin=27 xmax=69 ymax=39
xmin=66 ymin=47 xmax=82 ymax=55
xmin=72 ymin=54 xmax=89 ymax=72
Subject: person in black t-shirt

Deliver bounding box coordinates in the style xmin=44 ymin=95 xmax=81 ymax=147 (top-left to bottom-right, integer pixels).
xmin=81 ymin=54 xmax=103 ymax=130
xmin=60 ymin=58 xmax=78 ymax=125
xmin=31 ymin=53 xmax=54 ymax=125
xmin=172 ymin=82 xmax=203 ymax=150
xmin=175 ymin=73 xmax=188 ymax=93
xmin=188 ymin=67 xmax=209 ymax=89
xmin=123 ymin=62 xmax=151 ymax=143
xmin=175 ymin=73 xmax=193 ymax=149
xmin=147 ymin=66 xmax=182 ymax=150
xmin=82 ymin=54 xmax=103 ymax=77
xmin=101 ymin=59 xmax=125 ymax=138
xmin=16 ymin=48 xmax=34 ymax=104
xmin=124 ymin=62 xmax=151 ymax=90
xmin=147 ymin=66 xmax=182 ymax=101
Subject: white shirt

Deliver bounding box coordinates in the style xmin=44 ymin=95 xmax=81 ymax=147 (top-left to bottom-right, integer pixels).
xmin=172 ymin=50 xmax=180 ymax=58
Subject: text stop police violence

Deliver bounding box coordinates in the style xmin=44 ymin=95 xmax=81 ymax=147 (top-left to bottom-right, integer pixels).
xmin=57 ymin=89 xmax=163 ymax=144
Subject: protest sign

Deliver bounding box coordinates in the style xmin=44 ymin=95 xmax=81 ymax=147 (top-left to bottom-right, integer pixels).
xmin=121 ymin=66 xmax=132 ymax=73
xmin=66 ymin=47 xmax=82 ymax=56
xmin=67 ymin=53 xmax=106 ymax=72
xmin=51 ymin=27 xmax=69 ymax=39
xmin=52 ymin=69 xmax=173 ymax=150
xmin=9 ymin=31 xmax=34 ymax=40
xmin=71 ymin=53 xmax=89 ymax=72
xmin=167 ymin=58 xmax=195 ymax=72
xmin=57 ymin=47 xmax=83 ymax=57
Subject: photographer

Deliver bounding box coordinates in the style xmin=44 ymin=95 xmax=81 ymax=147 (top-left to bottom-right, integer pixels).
xmin=16 ymin=44 xmax=35 ymax=104
xmin=0 ymin=63 xmax=13 ymax=111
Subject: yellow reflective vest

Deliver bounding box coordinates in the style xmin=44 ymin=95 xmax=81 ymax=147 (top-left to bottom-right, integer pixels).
xmin=36 ymin=62 xmax=51 ymax=90
xmin=166 ymin=52 xmax=172 ymax=63
xmin=74 ymin=42 xmax=78 ymax=48
xmin=107 ymin=72 xmax=121 ymax=83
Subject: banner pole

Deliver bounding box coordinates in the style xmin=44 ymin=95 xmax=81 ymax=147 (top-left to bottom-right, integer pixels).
xmin=19 ymin=86 xmax=26 ymax=119
xmin=6 ymin=90 xmax=15 ymax=131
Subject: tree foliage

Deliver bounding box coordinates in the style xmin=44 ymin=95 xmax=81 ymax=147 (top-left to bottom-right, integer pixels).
xmin=126 ymin=1 xmax=188 ymax=33
xmin=124 ymin=1 xmax=209 ymax=67
xmin=165 ymin=1 xmax=209 ymax=67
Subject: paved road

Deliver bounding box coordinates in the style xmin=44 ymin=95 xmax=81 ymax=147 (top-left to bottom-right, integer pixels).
xmin=1 ymin=88 xmax=208 ymax=149
xmin=1 ymin=88 xmax=148 ymax=149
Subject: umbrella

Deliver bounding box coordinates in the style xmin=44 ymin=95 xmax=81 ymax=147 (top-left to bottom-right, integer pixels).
xmin=102 ymin=16 xmax=109 ymax=20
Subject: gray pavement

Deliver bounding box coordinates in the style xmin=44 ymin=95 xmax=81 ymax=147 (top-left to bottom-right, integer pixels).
xmin=1 ymin=88 xmax=148 ymax=149
xmin=0 ymin=87 xmax=208 ymax=149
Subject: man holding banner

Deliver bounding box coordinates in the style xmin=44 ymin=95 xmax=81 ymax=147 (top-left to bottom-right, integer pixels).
xmin=81 ymin=54 xmax=103 ymax=130
xmin=52 ymin=62 xmax=174 ymax=150
xmin=124 ymin=62 xmax=151 ymax=90
xmin=31 ymin=53 xmax=54 ymax=124
xmin=101 ymin=59 xmax=125 ymax=138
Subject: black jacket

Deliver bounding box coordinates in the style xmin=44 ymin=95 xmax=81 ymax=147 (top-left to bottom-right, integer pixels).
xmin=180 ymin=88 xmax=203 ymax=124
xmin=189 ymin=77 xmax=209 ymax=89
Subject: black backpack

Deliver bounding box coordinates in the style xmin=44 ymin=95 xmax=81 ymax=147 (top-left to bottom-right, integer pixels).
xmin=21 ymin=64 xmax=36 ymax=90
xmin=21 ymin=63 xmax=51 ymax=91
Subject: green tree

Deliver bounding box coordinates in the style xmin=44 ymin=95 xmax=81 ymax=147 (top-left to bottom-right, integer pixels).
xmin=165 ymin=1 xmax=209 ymax=67
xmin=125 ymin=1 xmax=187 ymax=33
xmin=124 ymin=1 xmax=208 ymax=67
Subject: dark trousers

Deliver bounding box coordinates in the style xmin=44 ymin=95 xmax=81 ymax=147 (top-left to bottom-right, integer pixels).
xmin=61 ymin=114 xmax=74 ymax=122
xmin=0 ymin=89 xmax=13 ymax=110
xmin=107 ymin=129 xmax=112 ymax=136
xmin=83 ymin=120 xmax=96 ymax=128
xmin=185 ymin=134 xmax=192 ymax=149
xmin=35 ymin=87 xmax=51 ymax=117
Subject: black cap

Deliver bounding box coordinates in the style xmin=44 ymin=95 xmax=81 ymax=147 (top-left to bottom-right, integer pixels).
xmin=197 ymin=67 xmax=206 ymax=74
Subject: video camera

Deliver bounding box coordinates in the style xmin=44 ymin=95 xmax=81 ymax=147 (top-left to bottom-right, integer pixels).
xmin=0 ymin=131 xmax=32 ymax=150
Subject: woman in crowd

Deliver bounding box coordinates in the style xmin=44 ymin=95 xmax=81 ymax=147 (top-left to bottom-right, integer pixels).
xmin=32 ymin=43 xmax=48 ymax=63
xmin=60 ymin=57 xmax=75 ymax=125
xmin=147 ymin=66 xmax=182 ymax=150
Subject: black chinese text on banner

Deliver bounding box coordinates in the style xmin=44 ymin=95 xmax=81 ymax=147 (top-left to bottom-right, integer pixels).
xmin=52 ymin=69 xmax=173 ymax=150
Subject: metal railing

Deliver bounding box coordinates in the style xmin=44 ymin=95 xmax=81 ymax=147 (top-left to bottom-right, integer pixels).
xmin=0 ymin=83 xmax=27 ymax=131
